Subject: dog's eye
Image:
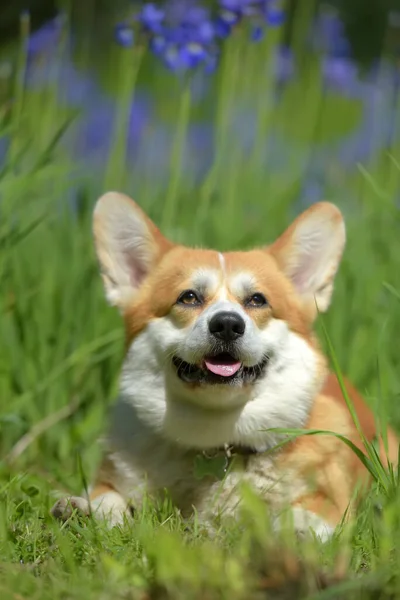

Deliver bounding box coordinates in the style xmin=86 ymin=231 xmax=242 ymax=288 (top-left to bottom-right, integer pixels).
xmin=177 ymin=290 xmax=202 ymax=306
xmin=245 ymin=293 xmax=268 ymax=308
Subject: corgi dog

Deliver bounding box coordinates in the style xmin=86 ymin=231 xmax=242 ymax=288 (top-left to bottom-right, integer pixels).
xmin=51 ymin=192 xmax=398 ymax=540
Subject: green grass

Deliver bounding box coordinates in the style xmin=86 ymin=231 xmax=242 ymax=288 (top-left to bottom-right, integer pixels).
xmin=2 ymin=20 xmax=400 ymax=599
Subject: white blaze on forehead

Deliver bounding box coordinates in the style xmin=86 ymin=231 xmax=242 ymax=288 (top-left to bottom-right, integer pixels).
xmin=218 ymin=252 xmax=226 ymax=276
xmin=229 ymin=272 xmax=258 ymax=299
xmin=218 ymin=252 xmax=228 ymax=301
xmin=218 ymin=253 xmax=228 ymax=301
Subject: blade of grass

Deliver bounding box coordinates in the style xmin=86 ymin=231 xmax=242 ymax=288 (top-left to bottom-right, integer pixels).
xmin=9 ymin=330 xmax=121 ymax=410
xmin=104 ymin=45 xmax=144 ymax=190
xmin=7 ymin=12 xmax=30 ymax=165
xmin=162 ymin=79 xmax=192 ymax=233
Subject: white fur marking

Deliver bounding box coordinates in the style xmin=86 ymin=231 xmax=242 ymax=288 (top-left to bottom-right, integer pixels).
xmin=229 ymin=272 xmax=258 ymax=299
xmin=90 ymin=491 xmax=127 ymax=526
xmin=290 ymin=507 xmax=335 ymax=542
xmin=218 ymin=253 xmax=228 ymax=300
xmin=191 ymin=268 xmax=219 ymax=296
xmin=218 ymin=252 xmax=226 ymax=276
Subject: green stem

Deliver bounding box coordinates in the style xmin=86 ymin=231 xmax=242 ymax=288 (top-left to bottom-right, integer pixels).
xmin=161 ymin=79 xmax=192 ymax=232
xmin=8 ymin=11 xmax=30 ymax=167
xmin=104 ymin=45 xmax=144 ymax=190
xmin=195 ymin=37 xmax=238 ymax=242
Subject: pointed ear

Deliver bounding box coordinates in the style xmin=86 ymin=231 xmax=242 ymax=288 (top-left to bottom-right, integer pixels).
xmin=93 ymin=191 xmax=172 ymax=308
xmin=269 ymin=202 xmax=346 ymax=313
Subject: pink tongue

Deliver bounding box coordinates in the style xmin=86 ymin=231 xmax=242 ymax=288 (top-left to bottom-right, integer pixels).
xmin=204 ymin=356 xmax=242 ymax=377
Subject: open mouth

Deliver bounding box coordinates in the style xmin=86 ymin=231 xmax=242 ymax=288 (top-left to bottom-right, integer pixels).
xmin=172 ymin=352 xmax=269 ymax=385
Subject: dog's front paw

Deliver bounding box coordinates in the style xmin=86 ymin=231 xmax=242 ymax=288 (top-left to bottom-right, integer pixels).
xmin=292 ymin=508 xmax=335 ymax=543
xmin=273 ymin=507 xmax=335 ymax=543
xmin=51 ymin=496 xmax=91 ymax=522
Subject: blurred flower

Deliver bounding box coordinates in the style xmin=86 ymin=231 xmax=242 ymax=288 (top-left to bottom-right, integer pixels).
xmin=216 ymin=0 xmax=285 ymax=40
xmin=183 ymin=121 xmax=214 ymax=180
xmin=25 ymin=13 xmax=89 ymax=99
xmin=115 ymin=24 xmax=135 ymax=48
xmin=139 ymin=1 xmax=218 ymax=72
xmin=131 ymin=119 xmax=214 ymax=188
xmin=311 ymin=7 xmax=350 ymax=59
xmin=265 ymin=0 xmax=285 ymax=27
xmin=27 ymin=13 xmax=67 ymax=56
xmin=72 ymin=92 xmax=151 ymax=162
xmin=138 ymin=3 xmax=165 ymax=34
xmin=299 ymin=178 xmax=324 ymax=208
xmin=24 ymin=14 xmax=153 ymax=172
xmin=59 ymin=91 xmax=153 ymax=187
xmin=215 ymin=0 xmax=246 ymax=38
xmin=250 ymin=25 xmax=264 ymax=42
xmin=116 ymin=0 xmax=286 ymax=71
xmin=322 ymin=56 xmax=358 ymax=91
xmin=274 ymin=45 xmax=295 ymax=83
xmin=309 ymin=6 xmax=362 ymax=95
xmin=25 ymin=52 xmax=99 ymax=107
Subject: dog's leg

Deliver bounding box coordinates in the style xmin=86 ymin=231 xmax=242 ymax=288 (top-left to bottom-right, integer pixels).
xmin=51 ymin=495 xmax=91 ymax=521
xmin=272 ymin=493 xmax=342 ymax=543
xmin=274 ymin=506 xmax=335 ymax=543
xmin=51 ymin=483 xmax=129 ymax=526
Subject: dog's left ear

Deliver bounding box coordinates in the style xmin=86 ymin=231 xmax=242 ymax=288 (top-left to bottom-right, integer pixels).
xmin=93 ymin=191 xmax=172 ymax=309
xmin=269 ymin=202 xmax=345 ymax=313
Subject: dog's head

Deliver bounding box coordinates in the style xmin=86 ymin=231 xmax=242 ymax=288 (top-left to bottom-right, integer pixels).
xmin=93 ymin=193 xmax=345 ymax=448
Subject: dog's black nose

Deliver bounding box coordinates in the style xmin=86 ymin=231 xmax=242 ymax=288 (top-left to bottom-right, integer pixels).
xmin=209 ymin=311 xmax=246 ymax=342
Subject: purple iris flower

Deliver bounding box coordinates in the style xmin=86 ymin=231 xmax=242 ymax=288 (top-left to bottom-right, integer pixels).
xmin=308 ymin=7 xmax=362 ymax=96
xmin=274 ymin=45 xmax=295 ymax=83
xmin=138 ymin=3 xmax=165 ymax=34
xmin=24 ymin=13 xmax=153 ymax=174
xmin=265 ymin=0 xmax=285 ymax=27
xmin=25 ymin=52 xmax=99 ymax=106
xmin=139 ymin=1 xmax=218 ymax=72
xmin=322 ymin=56 xmax=358 ymax=91
xmin=173 ymin=3 xmax=209 ymax=26
xmin=216 ymin=0 xmax=261 ymax=38
xmin=204 ymin=51 xmax=219 ymax=74
xmin=150 ymin=34 xmax=168 ymax=55
xmin=116 ymin=0 xmax=285 ymax=71
xmin=251 ymin=25 xmax=264 ymax=42
xmin=184 ymin=121 xmax=214 ymax=181
xmin=150 ymin=25 xmax=213 ymax=71
xmin=115 ymin=24 xmax=135 ymax=48
xmin=220 ymin=0 xmax=264 ymax=17
xmin=131 ymin=120 xmax=213 ymax=187
xmin=299 ymin=179 xmax=325 ymax=208
xmin=214 ymin=14 xmax=237 ymax=39
xmin=216 ymin=0 xmax=285 ymax=41
xmin=311 ymin=8 xmax=351 ymax=59
xmin=26 ymin=13 xmax=67 ymax=56
xmin=65 ymin=92 xmax=152 ymax=168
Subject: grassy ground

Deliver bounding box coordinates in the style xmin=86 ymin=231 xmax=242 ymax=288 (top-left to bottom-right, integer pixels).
xmin=2 ymin=15 xmax=400 ymax=599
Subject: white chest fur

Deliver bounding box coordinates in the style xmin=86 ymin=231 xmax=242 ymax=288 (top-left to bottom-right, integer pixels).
xmin=104 ymin=401 xmax=299 ymax=521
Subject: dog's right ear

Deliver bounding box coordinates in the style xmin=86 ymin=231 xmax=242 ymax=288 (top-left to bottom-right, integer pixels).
xmin=93 ymin=192 xmax=172 ymax=309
